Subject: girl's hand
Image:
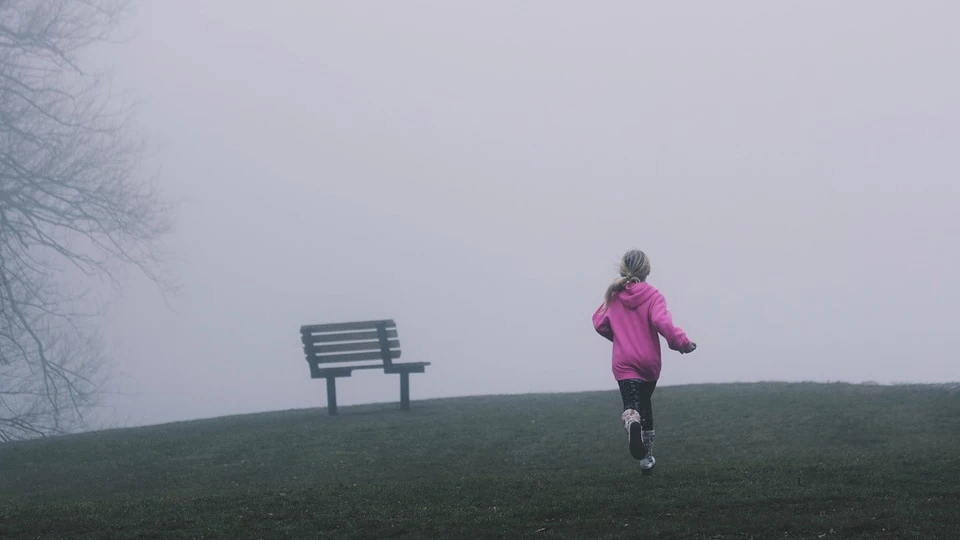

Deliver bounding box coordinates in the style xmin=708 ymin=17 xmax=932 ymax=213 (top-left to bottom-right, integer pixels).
xmin=681 ymin=342 xmax=697 ymax=354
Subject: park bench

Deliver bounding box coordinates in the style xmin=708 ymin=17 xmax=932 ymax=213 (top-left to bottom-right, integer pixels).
xmin=300 ymin=319 xmax=429 ymax=415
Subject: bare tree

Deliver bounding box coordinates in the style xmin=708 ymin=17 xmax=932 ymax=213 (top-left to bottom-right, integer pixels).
xmin=0 ymin=0 xmax=171 ymax=441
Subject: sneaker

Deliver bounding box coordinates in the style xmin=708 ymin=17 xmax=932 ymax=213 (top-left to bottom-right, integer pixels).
xmin=639 ymin=455 xmax=656 ymax=474
xmin=621 ymin=410 xmax=646 ymax=459
xmin=629 ymin=422 xmax=646 ymax=460
xmin=639 ymin=429 xmax=655 ymax=474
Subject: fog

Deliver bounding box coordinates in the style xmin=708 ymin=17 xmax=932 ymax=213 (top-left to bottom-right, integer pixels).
xmin=95 ymin=1 xmax=959 ymax=427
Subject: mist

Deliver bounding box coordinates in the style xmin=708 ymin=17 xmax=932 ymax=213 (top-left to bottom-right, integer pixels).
xmin=94 ymin=1 xmax=959 ymax=428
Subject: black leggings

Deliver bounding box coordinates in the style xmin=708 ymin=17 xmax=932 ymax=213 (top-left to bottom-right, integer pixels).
xmin=618 ymin=379 xmax=657 ymax=431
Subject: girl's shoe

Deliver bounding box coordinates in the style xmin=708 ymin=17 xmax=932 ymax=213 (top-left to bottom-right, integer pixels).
xmin=639 ymin=430 xmax=656 ymax=474
xmin=640 ymin=455 xmax=656 ymax=474
xmin=621 ymin=410 xmax=646 ymax=459
xmin=629 ymin=423 xmax=646 ymax=459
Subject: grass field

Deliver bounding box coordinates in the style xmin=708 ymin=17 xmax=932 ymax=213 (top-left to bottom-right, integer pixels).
xmin=1 ymin=382 xmax=958 ymax=539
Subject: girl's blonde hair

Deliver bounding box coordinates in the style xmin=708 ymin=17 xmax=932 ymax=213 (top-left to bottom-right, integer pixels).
xmin=604 ymin=249 xmax=651 ymax=306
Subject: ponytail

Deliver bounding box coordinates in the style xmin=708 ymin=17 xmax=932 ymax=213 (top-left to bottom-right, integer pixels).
xmin=602 ymin=250 xmax=652 ymax=307
xmin=604 ymin=276 xmax=636 ymax=306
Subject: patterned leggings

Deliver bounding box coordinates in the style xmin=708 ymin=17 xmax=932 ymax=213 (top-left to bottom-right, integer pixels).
xmin=618 ymin=379 xmax=657 ymax=431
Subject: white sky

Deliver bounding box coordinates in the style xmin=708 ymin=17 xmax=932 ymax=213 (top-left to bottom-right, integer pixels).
xmin=93 ymin=1 xmax=959 ymax=427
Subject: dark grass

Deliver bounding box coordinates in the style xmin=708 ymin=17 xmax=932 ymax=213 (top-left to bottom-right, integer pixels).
xmin=1 ymin=382 xmax=958 ymax=539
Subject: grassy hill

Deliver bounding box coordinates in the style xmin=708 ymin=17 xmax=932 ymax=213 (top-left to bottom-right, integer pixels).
xmin=1 ymin=383 xmax=958 ymax=539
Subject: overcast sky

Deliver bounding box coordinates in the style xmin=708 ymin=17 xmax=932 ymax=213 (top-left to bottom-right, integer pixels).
xmin=92 ymin=1 xmax=959 ymax=427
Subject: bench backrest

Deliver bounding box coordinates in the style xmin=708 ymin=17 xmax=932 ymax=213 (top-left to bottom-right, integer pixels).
xmin=300 ymin=319 xmax=401 ymax=372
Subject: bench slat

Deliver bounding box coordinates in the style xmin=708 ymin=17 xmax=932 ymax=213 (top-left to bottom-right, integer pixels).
xmin=305 ymin=329 xmax=398 ymax=344
xmin=384 ymin=362 xmax=430 ymax=374
xmin=301 ymin=319 xmax=396 ymax=334
xmin=311 ymin=340 xmax=400 ymax=354
xmin=311 ymin=362 xmax=427 ymax=378
xmin=312 ymin=350 xmax=402 ymax=363
xmin=312 ymin=364 xmax=385 ymax=377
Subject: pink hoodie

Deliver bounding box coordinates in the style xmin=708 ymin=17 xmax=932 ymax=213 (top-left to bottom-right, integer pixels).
xmin=592 ymin=282 xmax=691 ymax=382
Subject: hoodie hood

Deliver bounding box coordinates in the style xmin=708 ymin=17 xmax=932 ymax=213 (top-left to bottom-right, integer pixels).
xmin=618 ymin=282 xmax=659 ymax=310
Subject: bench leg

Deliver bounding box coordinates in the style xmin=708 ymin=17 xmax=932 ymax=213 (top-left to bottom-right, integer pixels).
xmin=400 ymin=372 xmax=410 ymax=411
xmin=326 ymin=377 xmax=338 ymax=415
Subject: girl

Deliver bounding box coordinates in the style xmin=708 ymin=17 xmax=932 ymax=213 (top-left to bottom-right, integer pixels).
xmin=592 ymin=249 xmax=696 ymax=474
